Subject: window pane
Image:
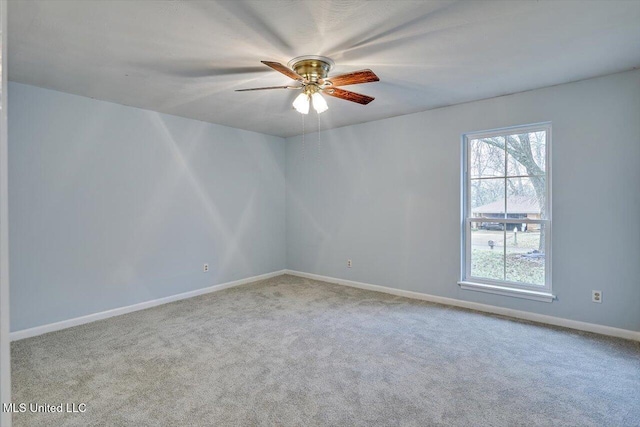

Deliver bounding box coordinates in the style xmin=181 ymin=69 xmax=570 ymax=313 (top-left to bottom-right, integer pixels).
xmin=471 ymin=178 xmax=505 ymax=219
xmin=505 ymin=227 xmax=545 ymax=286
xmin=506 ymin=177 xmax=545 ymax=220
xmin=506 ymin=131 xmax=546 ymax=177
xmin=470 ymin=137 xmax=505 ymax=178
xmin=470 ymin=222 xmax=505 ymax=281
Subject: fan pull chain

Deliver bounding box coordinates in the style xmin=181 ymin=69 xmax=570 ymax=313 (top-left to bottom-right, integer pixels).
xmin=301 ymin=112 xmax=305 ymax=163
xmin=317 ymin=112 xmax=321 ymax=163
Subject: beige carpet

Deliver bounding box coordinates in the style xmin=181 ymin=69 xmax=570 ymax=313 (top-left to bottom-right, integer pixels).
xmin=11 ymin=274 xmax=640 ymax=426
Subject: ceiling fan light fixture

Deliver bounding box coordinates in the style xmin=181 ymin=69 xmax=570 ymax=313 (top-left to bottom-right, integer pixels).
xmin=293 ymin=92 xmax=309 ymax=114
xmin=311 ymin=92 xmax=328 ymax=114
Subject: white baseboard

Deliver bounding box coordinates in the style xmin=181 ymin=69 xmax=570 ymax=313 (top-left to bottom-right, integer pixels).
xmin=12 ymin=269 xmax=639 ymax=343
xmin=285 ymin=270 xmax=640 ymax=342
xmin=10 ymin=270 xmax=286 ymax=341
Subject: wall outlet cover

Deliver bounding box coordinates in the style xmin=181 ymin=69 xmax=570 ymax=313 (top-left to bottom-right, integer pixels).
xmin=592 ymin=290 xmax=602 ymax=303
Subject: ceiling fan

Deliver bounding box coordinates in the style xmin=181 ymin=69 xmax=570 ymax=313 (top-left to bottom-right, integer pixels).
xmin=235 ymin=56 xmax=379 ymax=114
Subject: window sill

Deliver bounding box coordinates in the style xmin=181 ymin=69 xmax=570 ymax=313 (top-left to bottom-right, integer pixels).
xmin=458 ymin=281 xmax=555 ymax=303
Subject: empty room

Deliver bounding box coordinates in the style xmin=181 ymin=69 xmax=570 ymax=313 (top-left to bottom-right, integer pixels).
xmin=0 ymin=0 xmax=639 ymax=426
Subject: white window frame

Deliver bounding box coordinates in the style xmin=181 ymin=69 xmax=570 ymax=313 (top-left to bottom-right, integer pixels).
xmin=459 ymin=123 xmax=554 ymax=302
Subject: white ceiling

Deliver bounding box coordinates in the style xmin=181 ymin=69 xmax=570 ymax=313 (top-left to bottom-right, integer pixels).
xmin=8 ymin=0 xmax=640 ymax=138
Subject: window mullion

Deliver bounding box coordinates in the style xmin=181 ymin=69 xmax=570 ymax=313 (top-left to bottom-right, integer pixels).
xmin=502 ymin=223 xmax=506 ymax=281
xmin=503 ymin=139 xmax=508 ymax=281
xmin=470 ymin=218 xmax=547 ymax=224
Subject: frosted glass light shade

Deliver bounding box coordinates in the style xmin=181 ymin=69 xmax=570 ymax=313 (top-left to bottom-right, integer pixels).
xmin=311 ymin=92 xmax=328 ymax=114
xmin=293 ymin=93 xmax=309 ymax=114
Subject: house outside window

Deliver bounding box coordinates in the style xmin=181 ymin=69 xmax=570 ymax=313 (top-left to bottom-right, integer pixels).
xmin=460 ymin=123 xmax=553 ymax=302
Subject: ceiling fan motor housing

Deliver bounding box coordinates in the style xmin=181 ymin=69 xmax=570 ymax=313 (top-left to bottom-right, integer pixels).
xmin=288 ymin=55 xmax=334 ymax=83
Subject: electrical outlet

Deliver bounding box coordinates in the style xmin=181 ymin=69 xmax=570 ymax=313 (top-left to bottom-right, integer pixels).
xmin=203 ymin=264 xmax=209 ymax=273
xmin=592 ymin=290 xmax=602 ymax=303
xmin=347 ymin=259 xmax=352 ymax=268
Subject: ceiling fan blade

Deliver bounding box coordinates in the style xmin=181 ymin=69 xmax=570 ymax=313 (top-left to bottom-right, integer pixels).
xmin=325 ymin=69 xmax=379 ymax=86
xmin=235 ymin=86 xmax=302 ymax=92
xmin=261 ymin=61 xmax=305 ymax=82
xmin=323 ymin=87 xmax=375 ymax=105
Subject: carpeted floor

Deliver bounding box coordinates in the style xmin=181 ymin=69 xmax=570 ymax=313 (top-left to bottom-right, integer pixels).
xmin=11 ymin=274 xmax=640 ymax=426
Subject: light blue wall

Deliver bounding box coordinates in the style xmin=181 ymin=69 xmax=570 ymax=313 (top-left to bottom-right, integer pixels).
xmin=286 ymin=70 xmax=640 ymax=332
xmin=9 ymin=70 xmax=640 ymax=333
xmin=9 ymin=82 xmax=286 ymax=331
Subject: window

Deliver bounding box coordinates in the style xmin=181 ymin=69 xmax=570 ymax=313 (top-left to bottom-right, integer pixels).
xmin=460 ymin=123 xmax=553 ymax=302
